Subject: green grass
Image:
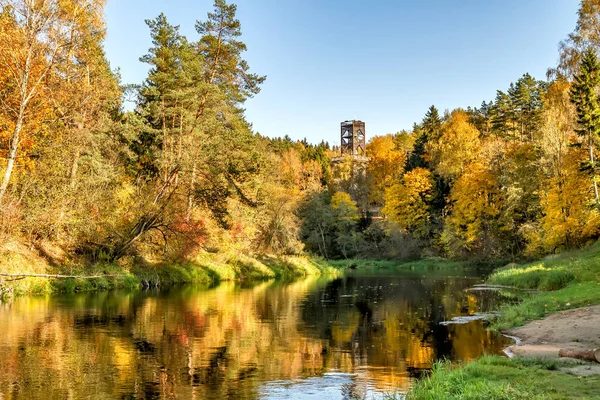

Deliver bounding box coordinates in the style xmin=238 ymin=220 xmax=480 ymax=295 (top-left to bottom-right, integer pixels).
xmin=487 ymin=242 xmax=600 ymax=330
xmin=327 ymin=257 xmax=467 ymax=272
xmin=0 ymin=249 xmax=338 ymax=297
xmin=489 ymin=264 xmax=575 ymax=290
xmin=406 ymin=356 xmax=600 ymax=400
xmin=404 ymin=244 xmax=600 ymax=399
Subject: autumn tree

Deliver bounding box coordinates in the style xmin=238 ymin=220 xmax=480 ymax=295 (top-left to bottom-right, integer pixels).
xmin=330 ymin=155 xmax=369 ymax=212
xmin=366 ymin=134 xmax=408 ymax=205
xmin=382 ymin=168 xmax=434 ymax=239
xmin=426 ymin=109 xmax=480 ymax=181
xmin=549 ymin=0 xmax=600 ymax=80
xmin=497 ymin=143 xmax=543 ymax=254
xmin=570 ymin=47 xmax=600 ymax=204
xmin=538 ymin=81 xmax=577 ymax=180
xmin=331 ymin=192 xmax=361 ymax=258
xmin=299 ymin=192 xmax=335 ymax=259
xmin=526 ymin=147 xmax=600 ymax=254
xmin=443 ymin=161 xmax=503 ymax=257
xmin=0 ymin=0 xmax=107 ymax=204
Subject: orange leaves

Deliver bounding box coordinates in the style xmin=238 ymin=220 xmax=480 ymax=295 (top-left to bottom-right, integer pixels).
xmin=0 ymin=0 xmax=116 ymax=204
xmin=277 ymin=148 xmax=323 ymax=193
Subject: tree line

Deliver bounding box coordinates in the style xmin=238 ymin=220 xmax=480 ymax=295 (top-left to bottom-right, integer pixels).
xmin=2 ymin=0 xmax=600 ymax=265
xmin=301 ymin=0 xmax=600 ymax=260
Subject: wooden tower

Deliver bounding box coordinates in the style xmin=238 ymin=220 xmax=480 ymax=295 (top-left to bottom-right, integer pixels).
xmin=340 ymin=120 xmax=366 ymax=156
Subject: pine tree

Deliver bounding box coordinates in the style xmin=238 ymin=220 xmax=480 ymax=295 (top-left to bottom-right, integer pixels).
xmin=137 ymin=13 xmax=186 ymax=181
xmin=491 ymin=90 xmax=513 ymax=139
xmin=570 ymin=47 xmax=600 ymax=204
xmin=406 ymin=106 xmax=441 ymax=171
xmin=511 ymin=73 xmax=546 ymax=141
xmin=196 ymin=0 xmax=266 ymax=105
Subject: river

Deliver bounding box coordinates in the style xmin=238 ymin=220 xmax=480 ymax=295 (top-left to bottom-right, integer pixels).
xmin=0 ymin=270 xmax=512 ymax=399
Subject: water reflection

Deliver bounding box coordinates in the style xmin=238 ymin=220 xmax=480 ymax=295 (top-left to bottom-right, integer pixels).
xmin=0 ymin=272 xmax=511 ymax=399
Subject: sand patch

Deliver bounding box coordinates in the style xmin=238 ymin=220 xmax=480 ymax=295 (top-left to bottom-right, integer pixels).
xmin=506 ymin=305 xmax=600 ymax=349
xmin=504 ymin=305 xmax=600 ymax=373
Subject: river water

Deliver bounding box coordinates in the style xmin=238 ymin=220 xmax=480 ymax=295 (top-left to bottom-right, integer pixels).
xmin=0 ymin=270 xmax=512 ymax=399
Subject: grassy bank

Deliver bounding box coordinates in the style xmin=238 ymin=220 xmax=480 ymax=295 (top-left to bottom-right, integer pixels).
xmin=486 ymin=242 xmax=600 ymax=330
xmin=407 ymin=243 xmax=600 ymax=399
xmin=0 ymin=243 xmax=337 ymax=297
xmin=326 ymin=257 xmax=474 ymax=272
xmin=406 ymin=356 xmax=600 ymax=399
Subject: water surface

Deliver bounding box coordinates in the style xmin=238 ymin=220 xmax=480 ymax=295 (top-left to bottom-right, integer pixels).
xmin=0 ymin=271 xmax=512 ymax=399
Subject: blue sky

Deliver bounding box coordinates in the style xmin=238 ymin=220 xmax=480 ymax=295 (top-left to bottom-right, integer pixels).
xmin=105 ymin=0 xmax=579 ymax=146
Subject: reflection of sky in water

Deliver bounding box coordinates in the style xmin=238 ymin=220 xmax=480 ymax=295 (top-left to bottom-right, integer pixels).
xmin=0 ymin=272 xmax=513 ymax=399
xmin=260 ymin=371 xmax=403 ymax=400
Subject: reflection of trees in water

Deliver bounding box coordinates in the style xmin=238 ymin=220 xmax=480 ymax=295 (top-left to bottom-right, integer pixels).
xmin=300 ymin=274 xmax=509 ymax=370
xmin=0 ymin=275 xmax=509 ymax=399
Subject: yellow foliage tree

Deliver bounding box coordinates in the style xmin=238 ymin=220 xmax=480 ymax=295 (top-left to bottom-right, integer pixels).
xmin=366 ymin=134 xmax=408 ymax=204
xmin=382 ymin=167 xmax=433 ymax=237
xmin=426 ymin=110 xmax=480 ymax=181
xmin=444 ymin=161 xmax=503 ymax=254
xmin=331 ymin=191 xmax=359 ymax=219
xmin=525 ymin=147 xmax=600 ymax=255
xmin=0 ymin=0 xmax=109 ymax=203
xmin=330 ymin=191 xmax=360 ymax=258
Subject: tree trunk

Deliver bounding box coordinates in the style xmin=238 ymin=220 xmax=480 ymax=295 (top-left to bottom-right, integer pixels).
xmin=589 ymin=134 xmax=599 ymax=205
xmin=0 ymin=109 xmax=25 ymax=204
xmin=559 ymin=348 xmax=600 ymax=363
xmin=0 ymin=10 xmax=35 ymax=205
xmin=209 ymin=14 xmax=225 ymax=84
xmin=186 ymin=163 xmax=197 ymax=223
xmin=318 ymin=224 xmax=328 ymax=259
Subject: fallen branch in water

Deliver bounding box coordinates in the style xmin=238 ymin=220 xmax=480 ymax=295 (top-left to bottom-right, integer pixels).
xmin=0 ymin=273 xmax=127 ymax=281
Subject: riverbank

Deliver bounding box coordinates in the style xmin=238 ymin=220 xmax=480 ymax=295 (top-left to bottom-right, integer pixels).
xmin=406 ymin=356 xmax=600 ymax=399
xmin=407 ymin=306 xmax=600 ymax=400
xmin=505 ymin=304 xmax=600 ymax=363
xmin=407 ymin=242 xmax=600 ymax=399
xmin=489 ymin=242 xmax=600 ymax=330
xmin=0 ymin=241 xmax=337 ymax=297
xmin=0 ymin=242 xmax=495 ymax=298
xmin=326 ymin=257 xmax=502 ymax=273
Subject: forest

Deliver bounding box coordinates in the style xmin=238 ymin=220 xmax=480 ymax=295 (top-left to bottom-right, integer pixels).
xmin=2 ymin=0 xmax=600 ymax=274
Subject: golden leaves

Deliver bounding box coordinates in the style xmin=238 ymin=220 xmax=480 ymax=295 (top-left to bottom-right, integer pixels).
xmin=382 ymin=167 xmax=433 ymax=233
xmin=426 ymin=110 xmax=480 ymax=181
xmin=366 ymin=134 xmax=408 ymax=204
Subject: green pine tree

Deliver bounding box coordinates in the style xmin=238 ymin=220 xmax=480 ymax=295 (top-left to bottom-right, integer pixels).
xmin=571 ymin=47 xmax=600 ymax=204
xmin=196 ymin=0 xmax=266 ymax=105
xmin=490 ymin=90 xmax=513 ymax=139
xmin=407 ymin=105 xmax=441 ymax=171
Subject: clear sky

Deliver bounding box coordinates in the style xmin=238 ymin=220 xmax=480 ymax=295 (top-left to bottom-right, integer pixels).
xmin=104 ymin=0 xmax=579 ymax=146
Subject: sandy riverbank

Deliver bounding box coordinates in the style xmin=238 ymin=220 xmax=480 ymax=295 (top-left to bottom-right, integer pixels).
xmin=504 ymin=304 xmax=600 ymax=376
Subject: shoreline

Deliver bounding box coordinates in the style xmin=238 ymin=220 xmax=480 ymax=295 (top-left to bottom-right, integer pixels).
xmin=0 ymin=250 xmax=339 ymax=298
xmin=0 ymin=250 xmax=482 ymax=299
xmin=501 ymin=304 xmax=600 ymax=361
xmin=408 ymin=243 xmax=600 ymax=399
